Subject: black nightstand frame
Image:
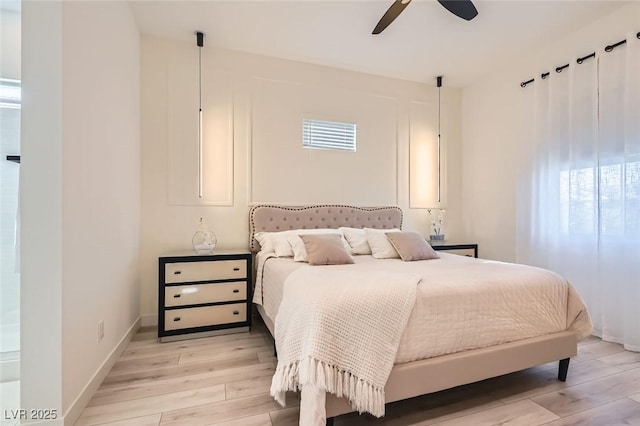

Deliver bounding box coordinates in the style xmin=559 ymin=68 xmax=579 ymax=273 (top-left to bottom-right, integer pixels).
xmin=158 ymin=253 xmax=252 ymax=340
xmin=430 ymin=243 xmax=478 ymax=258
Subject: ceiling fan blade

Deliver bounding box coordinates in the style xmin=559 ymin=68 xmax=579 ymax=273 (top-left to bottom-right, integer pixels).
xmin=437 ymin=0 xmax=478 ymax=21
xmin=372 ymin=0 xmax=412 ymax=35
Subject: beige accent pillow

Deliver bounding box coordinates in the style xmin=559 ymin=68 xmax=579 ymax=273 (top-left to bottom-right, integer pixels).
xmin=299 ymin=234 xmax=355 ymax=266
xmin=385 ymin=232 xmax=440 ymax=261
xmin=364 ymin=228 xmax=401 ymax=259
xmin=287 ymin=229 xmax=349 ymax=262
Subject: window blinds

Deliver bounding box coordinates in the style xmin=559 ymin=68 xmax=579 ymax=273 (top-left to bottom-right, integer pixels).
xmin=302 ymin=119 xmax=356 ymax=152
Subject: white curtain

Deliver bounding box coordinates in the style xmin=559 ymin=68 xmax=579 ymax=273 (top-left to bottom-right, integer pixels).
xmin=518 ymin=33 xmax=640 ymax=351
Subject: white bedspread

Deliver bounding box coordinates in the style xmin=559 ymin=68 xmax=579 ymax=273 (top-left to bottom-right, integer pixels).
xmin=254 ymin=253 xmax=592 ymax=364
xmin=253 ymin=252 xmax=592 ymax=425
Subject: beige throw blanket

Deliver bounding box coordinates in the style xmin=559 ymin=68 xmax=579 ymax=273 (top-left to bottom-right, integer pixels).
xmin=270 ymin=266 xmax=421 ymax=417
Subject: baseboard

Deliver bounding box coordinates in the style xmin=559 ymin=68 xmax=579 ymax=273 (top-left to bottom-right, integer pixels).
xmin=62 ymin=316 xmax=141 ymax=426
xmin=141 ymin=313 xmax=158 ymax=327
xmin=21 ymin=417 xmax=63 ymax=426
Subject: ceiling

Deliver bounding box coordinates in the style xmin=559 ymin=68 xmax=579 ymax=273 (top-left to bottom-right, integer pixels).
xmin=130 ymin=0 xmax=629 ymax=87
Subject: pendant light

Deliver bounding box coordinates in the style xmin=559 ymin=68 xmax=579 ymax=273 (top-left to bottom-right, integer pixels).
xmin=196 ymin=31 xmax=205 ymax=198
xmin=427 ymin=75 xmax=445 ymax=242
xmin=436 ymin=75 xmax=442 ymax=203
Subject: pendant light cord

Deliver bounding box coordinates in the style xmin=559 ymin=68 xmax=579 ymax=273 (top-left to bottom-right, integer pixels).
xmin=199 ymin=44 xmax=202 ymax=112
xmin=196 ymin=31 xmax=204 ymax=198
xmin=198 ymin=42 xmax=202 ymax=198
xmin=438 ymin=84 xmax=441 ymax=203
xmin=438 ymin=82 xmax=441 ymax=135
xmin=437 ymin=76 xmax=442 ymax=204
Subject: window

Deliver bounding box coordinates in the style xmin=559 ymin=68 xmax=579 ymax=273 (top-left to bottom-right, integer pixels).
xmin=559 ymin=167 xmax=596 ymax=234
xmin=302 ymin=118 xmax=356 ymax=152
xmin=559 ymin=157 xmax=640 ymax=235
xmin=0 ymin=78 xmax=21 ymax=109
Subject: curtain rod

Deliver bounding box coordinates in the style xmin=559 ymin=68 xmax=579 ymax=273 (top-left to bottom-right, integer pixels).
xmin=520 ymin=31 xmax=640 ymax=88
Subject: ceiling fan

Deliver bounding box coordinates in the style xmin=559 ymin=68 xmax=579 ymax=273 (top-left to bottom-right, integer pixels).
xmin=372 ymin=0 xmax=478 ymax=34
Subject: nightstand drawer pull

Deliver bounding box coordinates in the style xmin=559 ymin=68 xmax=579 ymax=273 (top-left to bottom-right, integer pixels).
xmin=233 ymin=311 xmax=240 ymax=315
xmin=233 ymin=267 xmax=240 ymax=271
xmin=174 ymin=271 xmax=182 ymax=275
xmin=173 ymin=317 xmax=181 ymax=322
xmin=173 ymin=294 xmax=181 ymax=298
xmin=232 ymin=289 xmax=240 ymax=293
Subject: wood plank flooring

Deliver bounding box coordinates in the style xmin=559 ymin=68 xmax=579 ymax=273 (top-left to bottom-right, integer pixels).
xmin=76 ymin=324 xmax=640 ymax=425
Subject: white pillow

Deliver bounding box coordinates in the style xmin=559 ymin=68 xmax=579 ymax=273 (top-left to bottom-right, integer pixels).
xmin=254 ymin=230 xmax=293 ymax=256
xmin=286 ymin=229 xmax=347 ymax=262
xmin=254 ymin=231 xmax=275 ymax=254
xmin=339 ymin=227 xmax=372 ymax=255
xmin=272 ymin=231 xmax=295 ymax=257
xmin=364 ymin=228 xmax=401 ymax=259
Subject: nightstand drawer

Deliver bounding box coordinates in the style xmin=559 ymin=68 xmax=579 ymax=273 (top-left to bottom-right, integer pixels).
xmin=442 ymin=249 xmax=476 ymax=257
xmin=164 ymin=303 xmax=247 ymax=331
xmin=165 ymin=281 xmax=247 ymax=307
xmin=165 ymin=259 xmax=247 ymax=283
xmin=431 ymin=243 xmax=478 ymax=258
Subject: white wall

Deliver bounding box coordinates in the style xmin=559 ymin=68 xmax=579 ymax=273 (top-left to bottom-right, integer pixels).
xmin=22 ymin=0 xmax=140 ymax=422
xmin=21 ymin=2 xmax=63 ymax=421
xmin=461 ymin=2 xmax=640 ymax=261
xmin=141 ymin=36 xmax=463 ymax=322
xmin=251 ymin=78 xmax=398 ymax=205
xmin=60 ymin=1 xmax=140 ymax=416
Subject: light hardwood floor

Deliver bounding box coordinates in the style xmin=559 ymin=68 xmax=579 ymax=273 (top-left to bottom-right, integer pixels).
xmin=76 ymin=323 xmax=640 ymax=426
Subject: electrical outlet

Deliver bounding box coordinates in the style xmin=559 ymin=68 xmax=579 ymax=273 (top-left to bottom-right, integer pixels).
xmin=98 ymin=321 xmax=104 ymax=342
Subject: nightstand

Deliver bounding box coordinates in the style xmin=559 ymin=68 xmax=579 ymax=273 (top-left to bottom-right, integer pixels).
xmin=429 ymin=242 xmax=478 ymax=258
xmin=158 ymin=250 xmax=252 ymax=342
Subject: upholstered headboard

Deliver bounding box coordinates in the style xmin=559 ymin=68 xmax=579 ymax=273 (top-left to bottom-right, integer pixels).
xmin=248 ymin=204 xmax=403 ymax=253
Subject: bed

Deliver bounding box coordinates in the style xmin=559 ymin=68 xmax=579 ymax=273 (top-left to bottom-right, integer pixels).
xmin=249 ymin=204 xmax=592 ymax=426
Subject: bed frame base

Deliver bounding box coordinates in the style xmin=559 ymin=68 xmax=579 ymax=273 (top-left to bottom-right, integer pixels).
xmin=258 ymin=305 xmax=577 ymax=422
xmin=325 ymin=355 xmax=572 ymax=425
xmin=326 ymin=331 xmax=576 ymax=419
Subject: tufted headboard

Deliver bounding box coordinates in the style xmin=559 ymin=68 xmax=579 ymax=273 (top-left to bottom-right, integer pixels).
xmin=248 ymin=204 xmax=403 ymax=253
